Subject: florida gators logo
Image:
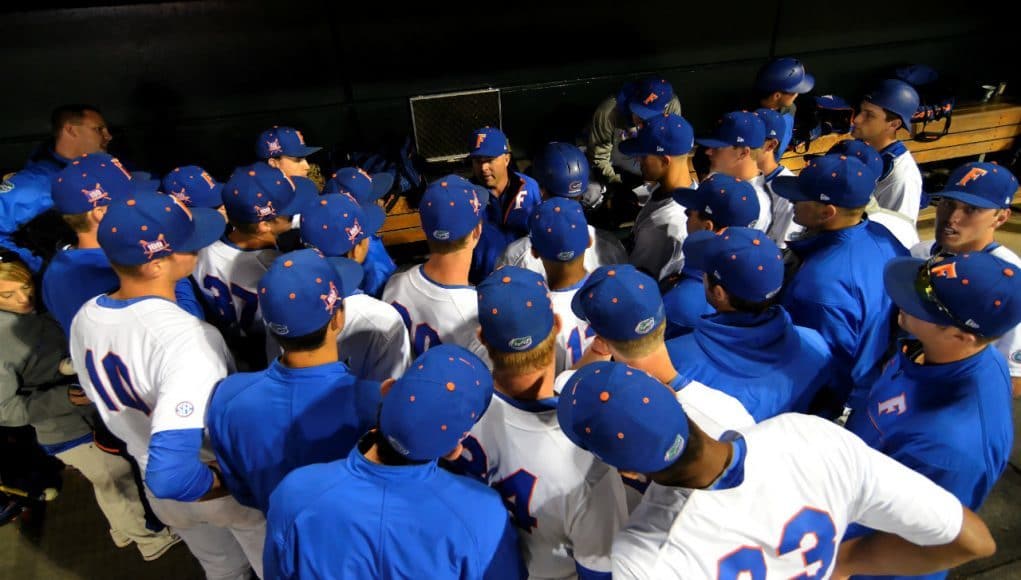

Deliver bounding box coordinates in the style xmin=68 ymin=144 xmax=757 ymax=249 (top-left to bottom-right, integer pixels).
xmin=138 ymin=234 xmax=172 ymax=259
xmin=956 ymin=166 xmax=988 ymax=187
xmin=475 ymin=132 xmax=487 ymax=149
xmin=320 ymin=280 xmax=340 ymax=313
xmin=508 ymin=336 xmax=533 ymax=351
xmin=642 ymin=92 xmax=659 ymax=106
xmin=634 ymin=317 xmax=656 ymax=335
xmin=930 ymin=262 xmax=958 ymax=279
xmin=877 ymin=393 xmax=907 ymax=416
xmin=81 ymin=183 xmax=111 ymax=207
xmin=266 ymin=138 xmax=283 ymax=155
xmin=345 ymin=218 xmax=363 ymax=243
xmin=253 ymin=202 xmax=277 ymax=219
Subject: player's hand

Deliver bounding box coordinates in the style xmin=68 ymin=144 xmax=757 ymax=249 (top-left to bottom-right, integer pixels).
xmin=67 ymin=386 xmax=92 ymax=406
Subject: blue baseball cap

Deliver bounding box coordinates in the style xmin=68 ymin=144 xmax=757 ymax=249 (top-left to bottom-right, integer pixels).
xmin=528 ymin=198 xmax=589 ymax=263
xmin=380 ymin=345 xmax=494 ymax=461
xmin=680 ymin=229 xmax=718 ymax=276
xmin=696 ymin=112 xmax=767 ymax=149
xmin=825 ymin=140 xmax=882 ymax=179
xmin=258 ymin=249 xmax=362 ymax=338
xmin=419 ymin=175 xmax=490 ymax=242
xmin=53 ymin=153 xmax=135 ymax=214
xmin=770 ymin=154 xmax=878 ymax=208
xmin=323 ymin=167 xmax=395 ymax=204
xmin=703 ymin=227 xmax=784 ymax=303
xmin=672 ymin=174 xmax=760 ymax=229
xmin=884 ymin=252 xmax=1021 ymax=337
xmin=469 ymin=127 xmax=510 ymax=158
xmin=627 ymin=78 xmax=675 ymax=121
xmin=938 ymin=162 xmax=1019 ymax=210
xmin=754 ymin=58 xmax=815 ymax=94
xmin=255 ymin=126 xmax=321 ymax=159
xmin=161 ymin=166 xmax=224 ymax=209
xmin=478 ymin=267 xmax=554 ymax=353
xmin=300 ymin=194 xmax=384 ymax=256
xmin=557 ymin=361 xmax=689 ymax=473
xmin=754 ymin=108 xmax=786 ymax=142
xmin=222 ymin=163 xmax=312 ymax=224
xmin=571 ymin=265 xmax=664 ymax=341
xmin=98 ymin=191 xmax=226 ymax=266
xmin=619 ymin=113 xmax=695 ymax=157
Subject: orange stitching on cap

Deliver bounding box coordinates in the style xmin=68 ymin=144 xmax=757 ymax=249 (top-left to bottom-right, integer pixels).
xmin=315 ymin=277 xmax=322 ymax=283
xmin=617 ymin=432 xmax=624 ymax=439
xmin=446 ymin=382 xmax=456 ymax=391
xmin=962 ymin=279 xmax=969 ymax=285
xmin=607 ymin=270 xmax=616 ymax=276
xmin=491 ymin=308 xmax=498 ymax=315
xmin=140 ymin=225 xmax=148 ymax=231
xmin=284 ymin=260 xmax=293 ymax=267
xmin=642 ymin=397 xmax=650 ymax=404
xmin=289 ymin=292 xmax=296 ymax=299
xmin=409 ymin=395 xmax=415 ymax=402
xmin=502 ymin=276 xmax=511 ymax=283
xmin=440 ymin=425 xmax=447 ymax=431
xmin=526 ymin=301 xmax=533 ymax=307
xmin=599 ymin=391 xmax=610 ymax=402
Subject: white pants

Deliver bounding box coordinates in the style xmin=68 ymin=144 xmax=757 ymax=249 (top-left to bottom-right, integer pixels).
xmin=146 ymin=490 xmax=266 ymax=580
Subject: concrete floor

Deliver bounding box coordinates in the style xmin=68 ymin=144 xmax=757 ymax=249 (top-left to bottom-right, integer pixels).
xmin=1 ymin=207 xmax=1019 ymax=580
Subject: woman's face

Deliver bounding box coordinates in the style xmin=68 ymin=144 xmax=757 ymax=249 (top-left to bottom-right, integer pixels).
xmin=0 ymin=278 xmax=34 ymax=314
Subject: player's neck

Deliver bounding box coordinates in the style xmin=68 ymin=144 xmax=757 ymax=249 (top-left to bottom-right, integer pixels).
xmin=678 ymin=438 xmax=735 ymax=490
xmin=423 ymin=253 xmax=471 ymax=286
xmin=662 ymin=159 xmax=693 ymax=191
xmin=918 ymin=341 xmax=987 ymax=365
xmin=227 ymin=229 xmax=277 ymax=250
xmin=866 ymin=134 xmax=898 ymax=152
xmin=491 ymin=173 xmax=510 ymax=196
xmin=733 ymin=160 xmax=761 ymax=182
xmin=53 ymin=139 xmax=82 ymax=161
xmin=109 ymin=275 xmax=177 ymax=302
xmin=543 ymin=261 xmax=587 ymax=291
xmin=816 ymin=212 xmax=864 ymax=233
xmin=493 ymin=363 xmax=556 ymax=401
xmin=76 ymin=231 xmax=100 ymax=250
xmin=622 ymin=344 xmax=679 ymax=385
xmin=758 ymin=155 xmax=779 ymax=176
xmin=280 ymin=339 xmax=339 ymax=370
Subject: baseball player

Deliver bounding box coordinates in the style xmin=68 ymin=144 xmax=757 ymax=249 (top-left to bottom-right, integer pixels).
xmin=452 ymin=266 xmax=628 ymax=578
xmin=264 ymin=345 xmax=524 ymax=580
xmin=696 ymin=111 xmax=773 ymax=233
xmin=255 ymin=126 xmax=321 ymax=179
xmin=193 ymin=162 xmax=312 ymax=368
xmin=667 ymin=227 xmax=833 ymax=420
xmin=771 ymin=154 xmax=908 ymax=417
xmin=852 ymin=79 xmax=923 ymax=223
xmin=755 ymin=108 xmax=800 ymax=247
xmin=753 ymin=58 xmax=815 ymax=158
xmin=382 ymin=176 xmax=491 ymax=365
xmin=323 ymin=166 xmax=397 ymax=297
xmin=161 ymin=165 xmax=227 ymax=219
xmin=618 ymin=113 xmax=696 ymax=279
xmin=661 ymin=230 xmax=716 ymax=338
xmin=496 ymin=142 xmax=626 ymax=276
xmin=207 ymin=250 xmax=380 ymax=513
xmin=558 ymin=361 xmax=996 ymax=579
xmin=43 ymin=154 xmax=204 ymax=337
xmin=296 ymin=194 xmax=412 ymax=381
xmin=909 ymin=162 xmax=1021 ymax=397
xmin=69 ymin=191 xmax=265 ymax=580
xmin=845 ymin=251 xmax=1020 ymax=580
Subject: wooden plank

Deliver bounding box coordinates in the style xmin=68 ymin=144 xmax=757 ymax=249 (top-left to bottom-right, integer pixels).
xmin=912 ymin=138 xmax=1016 ymax=164
xmin=906 ymin=124 xmax=1021 ymax=153
xmin=380 ymin=227 xmax=425 ymax=246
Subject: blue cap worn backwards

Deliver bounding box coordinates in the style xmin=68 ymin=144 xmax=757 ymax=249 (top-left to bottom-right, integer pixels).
xmin=703 ymin=227 xmax=784 ymax=303
xmin=557 ymin=361 xmax=689 ymax=473
xmin=672 ymin=174 xmax=760 ymax=229
xmin=938 ymin=162 xmax=1018 ymax=210
xmin=161 ymin=165 xmax=224 ymax=209
xmin=300 ymin=193 xmax=384 ymax=256
xmin=529 ymin=198 xmax=589 ymax=263
xmin=255 ymin=126 xmax=321 ymax=159
xmin=572 ymin=265 xmax=664 ymax=341
xmin=222 ymin=162 xmax=312 ymax=224
xmin=627 ymin=78 xmax=675 ymax=121
xmin=258 ymin=249 xmax=362 ymax=338
xmin=478 ymin=267 xmax=554 ymax=353
xmin=754 ymin=108 xmax=786 ymax=142
xmin=619 ymin=113 xmax=695 ymax=158
xmin=381 ymin=345 xmax=494 ymax=461
xmin=770 ymin=154 xmax=878 ymax=208
xmin=696 ymin=111 xmax=767 ymax=150
xmin=469 ymin=127 xmax=510 ymax=158
xmin=323 ymin=167 xmax=395 ymax=205
xmin=53 ymin=153 xmax=135 ymax=215
xmin=98 ymin=191 xmax=226 ymax=266
xmin=419 ymin=175 xmax=489 ymax=242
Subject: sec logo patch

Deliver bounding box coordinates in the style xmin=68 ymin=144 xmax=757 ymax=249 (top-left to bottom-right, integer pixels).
xmin=175 ymin=401 xmax=195 ymax=417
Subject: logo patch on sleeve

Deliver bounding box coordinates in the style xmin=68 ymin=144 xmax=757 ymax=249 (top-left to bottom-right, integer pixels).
xmin=175 ymin=401 xmax=195 ymax=417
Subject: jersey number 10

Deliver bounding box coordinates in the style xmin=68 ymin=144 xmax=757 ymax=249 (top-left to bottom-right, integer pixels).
xmin=84 ymin=350 xmax=151 ymax=415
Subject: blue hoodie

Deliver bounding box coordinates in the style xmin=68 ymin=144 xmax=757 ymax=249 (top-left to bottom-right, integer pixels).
xmin=663 ymin=271 xmax=714 ymax=339
xmin=666 ymin=307 xmax=832 ymax=421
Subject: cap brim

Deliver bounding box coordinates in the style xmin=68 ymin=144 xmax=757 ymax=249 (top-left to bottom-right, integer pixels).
xmin=361 ymin=203 xmax=386 ymax=235
xmin=469 ymin=147 xmax=507 ymax=159
xmin=790 ymin=73 xmax=815 ymax=94
xmin=618 ymin=138 xmax=653 ymax=157
xmin=695 ymin=137 xmax=732 ymax=149
xmin=937 ymin=190 xmax=1005 ymax=210
xmin=133 ymin=179 xmax=161 ymax=194
xmin=883 ymin=257 xmax=952 ymax=327
xmin=628 ymin=100 xmax=663 ymax=121
xmin=326 ymin=257 xmax=365 ymax=298
xmin=209 ymin=184 xmax=226 ymax=207
xmin=279 ymin=185 xmax=317 ymax=217
xmin=289 ymin=145 xmax=322 ymax=158
xmin=670 ymin=186 xmax=700 ymax=208
xmin=177 ymin=207 xmax=227 ymax=253
xmin=570 ymin=290 xmax=590 ymax=323
xmin=769 ymin=176 xmax=813 ymax=202
xmin=371 ymin=172 xmax=395 ymax=199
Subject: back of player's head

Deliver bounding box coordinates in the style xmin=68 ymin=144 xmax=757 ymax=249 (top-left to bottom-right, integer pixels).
xmin=672 ymin=174 xmax=760 ymax=230
xmin=380 ymin=345 xmax=494 ymax=462
xmin=619 ymin=113 xmax=695 ymax=159
xmin=702 ymin=227 xmax=784 ymax=313
xmin=477 ymin=267 xmax=556 ymax=373
xmin=557 ymin=361 xmax=689 ymax=473
xmin=771 ymin=154 xmax=877 ymax=210
xmin=300 ymin=194 xmax=384 ymax=257
xmin=222 ymin=162 xmax=311 ymax=226
xmin=419 ymin=175 xmax=489 ymax=248
xmin=572 ymin=265 xmax=665 ymax=354
xmin=532 ymin=142 xmax=589 ymax=198
xmin=696 ymin=111 xmax=767 ymax=150
xmin=53 ymin=153 xmax=135 ymax=223
xmin=161 ymin=165 xmax=225 ymax=210
xmin=323 ymin=166 xmax=394 ymax=205
xmin=50 ymin=103 xmax=102 ymax=140
xmin=528 ymin=198 xmax=589 ymax=264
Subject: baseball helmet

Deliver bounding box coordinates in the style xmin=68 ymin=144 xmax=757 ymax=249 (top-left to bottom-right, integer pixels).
xmin=532 ymin=142 xmax=589 ymax=198
xmin=754 ymin=58 xmax=815 ymax=94
xmin=864 ymin=79 xmax=920 ymax=133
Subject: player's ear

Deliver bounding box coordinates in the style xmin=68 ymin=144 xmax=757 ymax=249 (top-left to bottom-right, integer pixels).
xmin=704 ymin=218 xmax=716 ymax=233
xmin=266 ymin=157 xmax=281 ymax=171
xmin=330 ymin=305 xmax=345 ymax=333
xmin=91 ymin=205 xmax=109 ymax=225
xmin=472 ymin=221 xmax=483 ymax=240
xmin=820 ymin=204 xmax=838 ymax=223
xmin=442 ymin=441 xmax=465 ymax=462
xmin=380 ymin=378 xmax=396 ymax=398
xmin=994 ymin=208 xmax=1011 ymax=228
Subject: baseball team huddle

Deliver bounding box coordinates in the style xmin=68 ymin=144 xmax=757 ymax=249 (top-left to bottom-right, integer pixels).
xmin=1 ymin=57 xmax=1020 ymax=580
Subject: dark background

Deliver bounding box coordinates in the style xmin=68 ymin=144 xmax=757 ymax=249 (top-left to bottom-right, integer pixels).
xmin=0 ymin=1 xmax=1014 ymax=178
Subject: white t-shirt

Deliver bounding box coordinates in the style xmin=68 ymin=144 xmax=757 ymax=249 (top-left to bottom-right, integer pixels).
xmin=496 ymin=225 xmax=627 ymax=278
xmin=747 ymin=174 xmax=774 ymax=234
xmin=462 ymin=393 xmax=629 ymax=579
xmin=911 ymin=240 xmax=1021 ymax=377
xmin=70 ymin=295 xmax=235 ymax=472
xmin=550 ymin=280 xmax=593 ymax=374
xmin=194 ymin=239 xmax=279 ymax=337
xmin=381 ymin=265 xmax=490 ymax=366
xmin=764 ymin=166 xmax=800 ymax=249
xmin=630 ymin=195 xmax=688 ymax=279
xmin=612 ymin=414 xmax=964 ymax=580
xmin=875 ymin=149 xmax=923 ymax=223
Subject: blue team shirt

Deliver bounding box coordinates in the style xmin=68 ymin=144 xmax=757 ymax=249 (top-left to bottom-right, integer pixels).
xmin=360 ymin=234 xmax=396 ymax=298
xmin=662 ymin=271 xmax=714 ymax=339
xmin=667 ymin=308 xmax=832 ymax=421
xmin=264 ymin=442 xmax=526 ymax=580
xmin=845 ymin=343 xmax=1013 ymax=580
xmin=781 ymin=219 xmax=907 ymax=414
xmin=206 ymin=359 xmax=380 ymax=513
xmin=480 ymin=171 xmax=542 ymax=240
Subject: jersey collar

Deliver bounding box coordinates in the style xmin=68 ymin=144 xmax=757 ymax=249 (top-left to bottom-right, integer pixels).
xmin=707 ymin=432 xmax=747 ymax=490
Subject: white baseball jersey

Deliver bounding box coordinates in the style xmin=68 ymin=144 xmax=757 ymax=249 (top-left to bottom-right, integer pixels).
xmin=381 ymin=265 xmax=491 ymax=367
xmin=764 ymin=166 xmax=801 ymax=248
xmin=194 ymin=239 xmax=280 ymax=337
xmin=747 ymin=175 xmax=774 ymax=234
xmin=912 ymin=240 xmax=1021 ymax=378
xmin=867 ymin=206 xmax=919 ymax=250
xmin=460 ymin=393 xmax=629 ymax=579
xmin=69 ymin=295 xmax=235 ymax=473
xmin=264 ymin=292 xmax=413 ymax=382
xmin=613 ymin=414 xmax=964 ymax=580
xmin=875 ymin=149 xmax=923 ymax=223
xmin=630 ymin=194 xmax=688 ymax=279
xmin=496 ymin=225 xmax=627 ymax=278
xmin=550 ymin=280 xmax=594 ymax=374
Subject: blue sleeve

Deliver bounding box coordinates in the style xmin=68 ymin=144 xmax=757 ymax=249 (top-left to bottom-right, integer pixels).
xmin=146 ymin=428 xmax=214 ymax=501
xmin=205 ymin=379 xmax=259 ymax=509
xmin=0 ymin=170 xmax=53 ymax=235
xmin=174 ymin=277 xmax=206 ymax=321
xmin=888 ymin=449 xmax=985 ymax=510
xmin=783 ymin=296 xmax=857 ymax=402
xmin=360 ymin=237 xmax=397 ymax=298
xmin=777 ymin=113 xmax=795 ymax=161
xmin=0 ymin=235 xmax=43 ymax=273
xmin=483 ymin=514 xmax=526 ymax=580
xmin=576 ymin=562 xmax=612 ymax=580
xmin=471 ymin=222 xmax=513 ymax=285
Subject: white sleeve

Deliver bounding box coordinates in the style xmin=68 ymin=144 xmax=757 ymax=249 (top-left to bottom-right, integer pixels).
xmin=994 ymin=328 xmax=1021 ymax=378
xmin=567 ymin=462 xmax=629 ymax=573
xmin=612 ymin=483 xmax=691 ymax=580
xmin=629 ymin=221 xmax=672 ymax=278
xmin=843 ymin=428 xmax=963 ymax=546
xmin=910 ymin=240 xmax=935 ymax=259
xmin=657 ymin=231 xmax=685 ymax=281
xmin=877 ymin=162 xmax=922 ymax=223
xmin=594 ymin=228 xmax=628 ymax=268
xmin=374 ymin=315 xmax=413 ymax=380
xmin=151 ymin=323 xmax=231 ymax=435
xmin=676 ymin=382 xmax=756 ymax=440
